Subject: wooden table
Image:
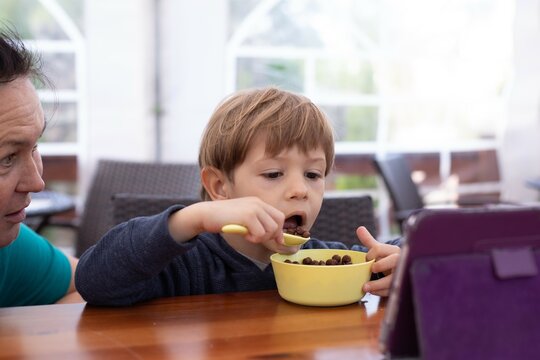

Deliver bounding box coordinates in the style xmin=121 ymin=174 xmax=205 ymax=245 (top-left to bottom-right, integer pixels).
xmin=0 ymin=290 xmax=386 ymax=359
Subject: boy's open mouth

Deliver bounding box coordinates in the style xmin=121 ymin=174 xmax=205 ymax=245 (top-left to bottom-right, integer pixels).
xmin=284 ymin=214 xmax=302 ymax=228
xmin=283 ymin=215 xmax=310 ymax=238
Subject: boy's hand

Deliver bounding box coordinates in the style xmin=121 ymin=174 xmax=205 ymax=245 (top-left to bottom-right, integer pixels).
xmin=356 ymin=226 xmax=400 ymax=297
xmin=168 ymin=197 xmax=285 ymax=244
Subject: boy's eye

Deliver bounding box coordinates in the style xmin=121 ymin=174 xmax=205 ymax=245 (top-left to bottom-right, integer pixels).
xmin=263 ymin=171 xmax=282 ymax=179
xmin=306 ymin=171 xmax=322 ymax=180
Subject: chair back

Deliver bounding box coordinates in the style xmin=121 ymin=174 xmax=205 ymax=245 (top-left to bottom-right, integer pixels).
xmin=112 ymin=193 xmax=200 ymax=225
xmin=310 ymin=194 xmax=377 ymax=247
xmin=110 ymin=193 xmax=377 ymax=249
xmin=76 ymin=159 xmax=201 ymax=257
xmin=372 ymin=154 xmax=424 ymax=226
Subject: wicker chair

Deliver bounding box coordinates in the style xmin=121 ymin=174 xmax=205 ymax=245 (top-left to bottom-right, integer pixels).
xmin=111 ymin=193 xmax=377 ymax=248
xmin=112 ymin=193 xmax=201 ymax=225
xmin=73 ymin=159 xmax=201 ymax=257
xmin=310 ymin=194 xmax=377 ymax=247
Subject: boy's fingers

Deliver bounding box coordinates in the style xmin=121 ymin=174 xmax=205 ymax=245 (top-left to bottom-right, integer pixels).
xmin=357 ymin=226 xmax=383 ymax=262
xmin=363 ymin=275 xmax=393 ymax=297
xmin=367 ymin=243 xmax=401 ymax=263
xmin=370 ymin=253 xmax=399 ymax=273
xmin=356 ymin=226 xmax=378 ymax=248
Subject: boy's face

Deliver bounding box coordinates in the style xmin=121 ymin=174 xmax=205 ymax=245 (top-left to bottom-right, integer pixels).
xmin=226 ymin=133 xmax=326 ymax=254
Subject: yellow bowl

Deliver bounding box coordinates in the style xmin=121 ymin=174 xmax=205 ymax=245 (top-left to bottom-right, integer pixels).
xmin=270 ymin=249 xmax=374 ymax=307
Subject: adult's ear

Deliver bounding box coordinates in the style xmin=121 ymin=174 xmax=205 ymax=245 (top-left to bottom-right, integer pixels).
xmin=200 ymin=166 xmax=230 ymax=200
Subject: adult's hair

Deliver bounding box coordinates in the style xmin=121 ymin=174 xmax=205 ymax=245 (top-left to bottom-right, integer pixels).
xmin=198 ymin=87 xmax=335 ymax=201
xmin=0 ymin=25 xmax=45 ymax=85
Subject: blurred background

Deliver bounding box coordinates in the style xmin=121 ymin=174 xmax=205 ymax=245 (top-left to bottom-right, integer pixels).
xmin=2 ymin=0 xmax=540 ymax=249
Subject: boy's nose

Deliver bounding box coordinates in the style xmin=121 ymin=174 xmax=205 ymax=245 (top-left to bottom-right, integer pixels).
xmin=287 ymin=177 xmax=308 ymax=200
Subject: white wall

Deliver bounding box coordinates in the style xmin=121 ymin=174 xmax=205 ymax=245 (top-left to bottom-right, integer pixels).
xmin=500 ymin=0 xmax=540 ymax=202
xmin=83 ymin=0 xmax=227 ymax=188
xmin=83 ymin=0 xmax=156 ymax=194
xmin=159 ymin=0 xmax=228 ymax=162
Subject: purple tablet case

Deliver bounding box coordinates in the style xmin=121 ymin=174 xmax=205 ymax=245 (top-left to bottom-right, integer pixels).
xmin=380 ymin=206 xmax=540 ymax=359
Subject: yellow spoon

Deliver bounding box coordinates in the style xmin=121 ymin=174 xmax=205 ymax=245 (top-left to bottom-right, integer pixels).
xmin=221 ymin=224 xmax=310 ymax=246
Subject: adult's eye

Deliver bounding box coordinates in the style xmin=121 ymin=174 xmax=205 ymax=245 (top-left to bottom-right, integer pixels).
xmin=0 ymin=154 xmax=15 ymax=168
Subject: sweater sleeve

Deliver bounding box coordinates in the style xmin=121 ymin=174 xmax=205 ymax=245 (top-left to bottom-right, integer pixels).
xmin=75 ymin=206 xmax=193 ymax=306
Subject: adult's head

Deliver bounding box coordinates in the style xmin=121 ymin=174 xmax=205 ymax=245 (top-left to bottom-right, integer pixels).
xmin=0 ymin=27 xmax=47 ymax=247
xmin=198 ymin=87 xmax=335 ymax=201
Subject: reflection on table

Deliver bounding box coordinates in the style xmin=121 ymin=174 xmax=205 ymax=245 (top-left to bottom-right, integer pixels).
xmin=0 ymin=290 xmax=386 ymax=359
xmin=25 ymin=190 xmax=75 ymax=233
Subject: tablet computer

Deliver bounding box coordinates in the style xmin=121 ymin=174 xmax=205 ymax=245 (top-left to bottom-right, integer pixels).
xmin=379 ymin=206 xmax=540 ymax=359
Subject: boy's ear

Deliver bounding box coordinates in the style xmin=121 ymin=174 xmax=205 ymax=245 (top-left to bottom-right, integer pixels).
xmin=201 ymin=166 xmax=230 ymax=200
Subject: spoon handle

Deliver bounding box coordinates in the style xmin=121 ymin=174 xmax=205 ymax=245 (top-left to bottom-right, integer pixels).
xmin=221 ymin=224 xmax=248 ymax=235
xmin=221 ymin=224 xmax=309 ymax=246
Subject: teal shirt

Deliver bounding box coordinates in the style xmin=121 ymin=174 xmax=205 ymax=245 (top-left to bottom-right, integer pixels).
xmin=0 ymin=224 xmax=71 ymax=307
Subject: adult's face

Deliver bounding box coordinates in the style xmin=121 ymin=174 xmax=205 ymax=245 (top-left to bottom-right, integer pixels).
xmin=0 ymin=77 xmax=45 ymax=247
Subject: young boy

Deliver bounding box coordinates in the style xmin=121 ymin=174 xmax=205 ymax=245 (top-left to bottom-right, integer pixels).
xmin=75 ymin=87 xmax=400 ymax=306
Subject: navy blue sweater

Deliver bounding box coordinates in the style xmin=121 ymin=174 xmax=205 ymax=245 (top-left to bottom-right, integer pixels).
xmin=76 ymin=206 xmax=392 ymax=306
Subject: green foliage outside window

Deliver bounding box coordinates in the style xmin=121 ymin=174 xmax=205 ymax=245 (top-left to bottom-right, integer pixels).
xmin=316 ymin=59 xmax=375 ymax=94
xmin=334 ymin=174 xmax=377 ymax=190
xmin=323 ymin=106 xmax=378 ymax=142
xmin=343 ymin=107 xmax=377 ymax=141
xmin=0 ymin=0 xmax=83 ymax=39
xmin=236 ymin=58 xmax=304 ymax=92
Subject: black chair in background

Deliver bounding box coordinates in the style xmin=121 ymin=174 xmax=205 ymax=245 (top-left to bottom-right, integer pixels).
xmin=372 ymin=154 xmax=425 ymax=229
xmin=111 ymin=193 xmax=378 ymax=248
xmin=310 ymin=195 xmax=377 ymax=247
xmin=372 ymin=153 xmax=513 ymax=231
xmin=112 ymin=193 xmax=201 ymax=225
xmin=52 ymin=159 xmax=201 ymax=257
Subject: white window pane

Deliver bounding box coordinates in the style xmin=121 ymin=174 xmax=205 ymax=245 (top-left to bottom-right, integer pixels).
xmin=322 ymin=105 xmax=378 ymax=142
xmin=229 ymin=0 xmax=513 ymax=145
xmin=0 ymin=0 xmax=69 ymax=40
xmin=382 ymin=59 xmax=510 ymax=99
xmin=386 ymin=102 xmax=502 ymax=144
xmin=237 ymin=0 xmax=379 ymax=50
xmin=41 ymin=102 xmax=77 ymax=143
xmin=236 ymin=57 xmax=304 ymax=91
xmin=316 ymin=59 xmax=375 ymax=95
xmin=41 ymin=53 xmax=76 ymax=90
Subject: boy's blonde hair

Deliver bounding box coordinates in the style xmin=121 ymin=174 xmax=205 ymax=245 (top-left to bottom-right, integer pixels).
xmin=199 ymin=87 xmax=335 ymax=201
